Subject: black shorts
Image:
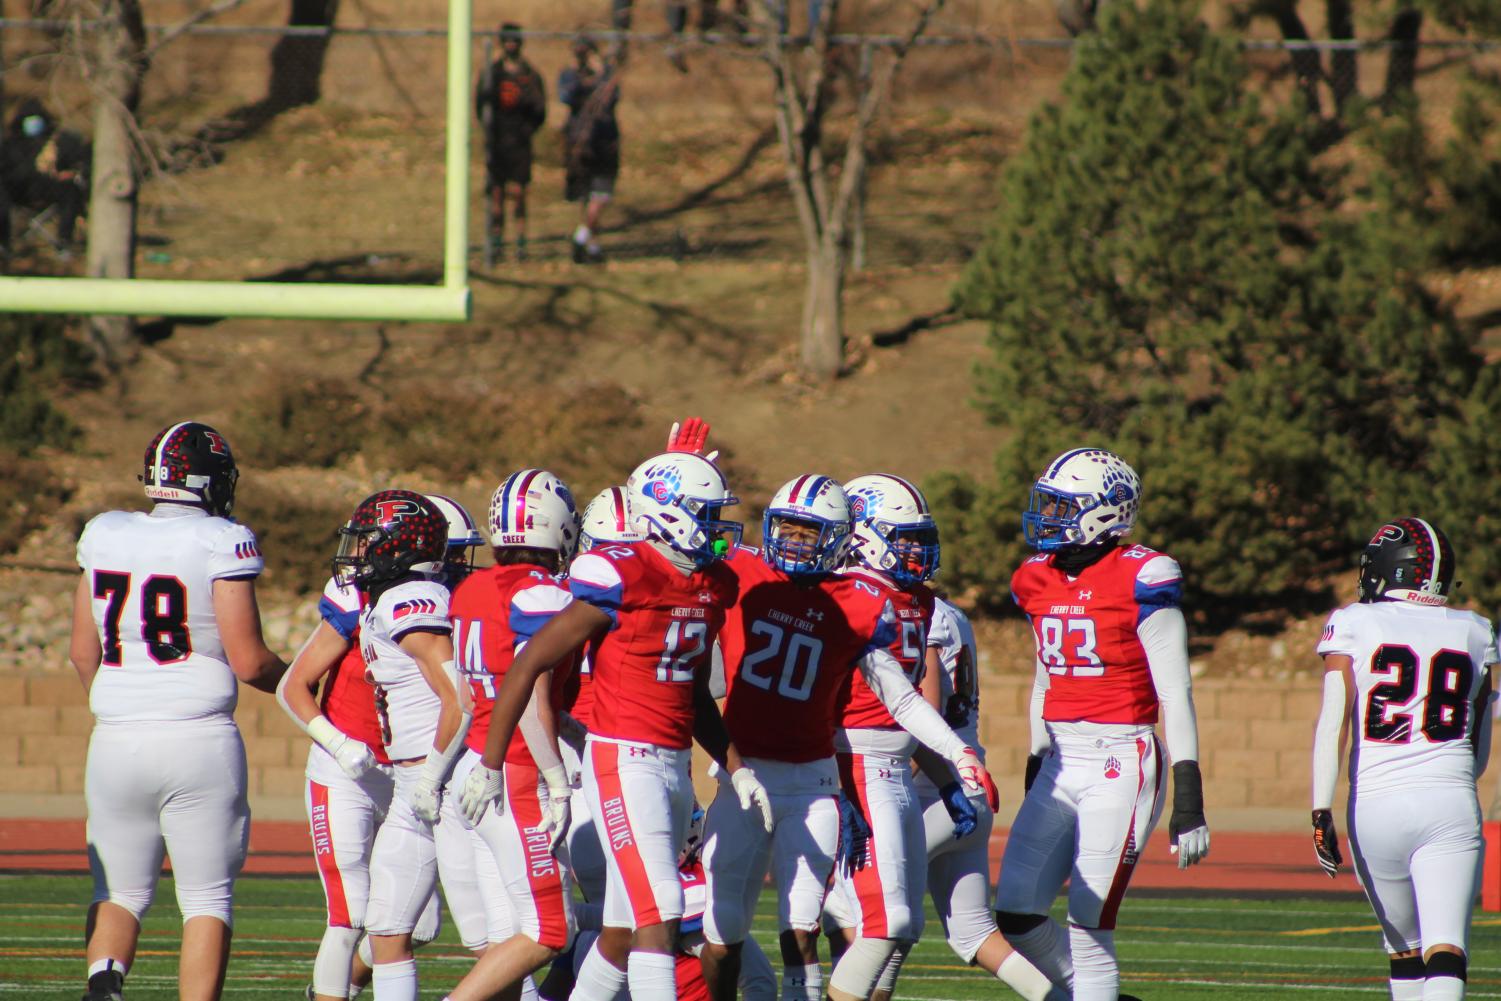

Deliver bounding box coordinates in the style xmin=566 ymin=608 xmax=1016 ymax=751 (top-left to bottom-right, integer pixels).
xmin=486 ymin=138 xmax=533 ymax=186
xmin=564 ymin=148 xmax=620 ymax=203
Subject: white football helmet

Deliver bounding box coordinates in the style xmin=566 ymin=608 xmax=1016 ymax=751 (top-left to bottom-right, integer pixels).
xmin=426 ymin=492 xmax=484 ymax=583
xmin=762 ymin=474 xmax=851 ymax=577
xmin=1023 ymin=448 xmax=1140 ymax=552
xmin=578 ymin=485 xmax=646 ymax=554
xmin=487 ymin=469 xmax=580 ymax=561
xmin=844 ymin=473 xmax=940 ymax=585
xmin=626 ymin=452 xmax=742 ymax=565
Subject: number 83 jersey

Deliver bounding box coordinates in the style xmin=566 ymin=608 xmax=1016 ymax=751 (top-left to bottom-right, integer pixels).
xmin=1011 ymin=544 xmax=1183 ymax=726
xmin=1318 ymin=600 xmax=1496 ymax=795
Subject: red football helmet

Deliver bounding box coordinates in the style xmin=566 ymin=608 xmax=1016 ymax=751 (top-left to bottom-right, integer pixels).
xmin=333 ymin=490 xmax=448 ymax=589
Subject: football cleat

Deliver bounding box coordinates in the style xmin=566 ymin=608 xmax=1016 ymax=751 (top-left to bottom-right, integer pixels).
xmin=844 ymin=473 xmax=940 ymax=585
xmin=626 ymin=452 xmax=742 ymax=566
xmin=577 ymin=485 xmax=645 ymax=554
xmin=1357 ymin=517 xmax=1454 ymax=606
xmin=141 ymin=421 xmax=239 ymax=517
xmin=487 ymin=469 xmax=580 ymax=563
xmin=1023 ymin=447 xmax=1140 ymax=552
xmin=332 ymin=490 xmax=448 ymax=589
xmin=762 ymin=474 xmax=851 ymax=577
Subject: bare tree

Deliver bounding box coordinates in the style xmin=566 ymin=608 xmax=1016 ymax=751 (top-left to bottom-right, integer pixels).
xmin=755 ymin=0 xmax=945 ymax=379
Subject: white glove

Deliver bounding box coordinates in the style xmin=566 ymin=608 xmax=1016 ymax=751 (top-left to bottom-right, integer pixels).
xmin=308 ymin=716 xmax=376 ymax=781
xmin=460 ymin=762 xmax=503 ymax=826
xmin=1170 ymin=823 xmax=1211 ymax=870
xmin=731 ymin=766 xmax=774 ymax=833
xmin=410 ymin=776 xmax=442 ymax=824
xmin=538 ymin=766 xmax=573 ymax=853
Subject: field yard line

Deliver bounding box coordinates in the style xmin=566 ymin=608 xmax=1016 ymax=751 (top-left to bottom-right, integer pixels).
xmin=1124 ymin=977 xmax=1501 ymax=997
xmin=1283 ymin=917 xmax=1501 ymax=937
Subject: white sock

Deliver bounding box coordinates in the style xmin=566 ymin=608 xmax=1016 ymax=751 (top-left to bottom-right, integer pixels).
xmin=1005 ymin=918 xmax=1073 ymax=991
xmin=781 ymin=962 xmax=821 ymax=1001
xmin=371 ymin=958 xmax=418 ymax=1001
xmin=1068 ymin=925 xmax=1117 ymax=1001
xmin=1391 ymin=978 xmax=1425 ymax=1001
xmin=1424 ymin=977 xmax=1465 ymax=1001
xmin=574 ymin=225 xmax=591 ymax=244
xmin=87 ymin=958 xmax=128 ymax=980
xmin=520 ymin=973 xmax=539 ymax=1001
xmin=998 ymin=950 xmax=1065 ymax=1001
xmin=573 ymin=942 xmax=629 ymax=1001
xmin=627 ymin=950 xmax=677 ymax=1001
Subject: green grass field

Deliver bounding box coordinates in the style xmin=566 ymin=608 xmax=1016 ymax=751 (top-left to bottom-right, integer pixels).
xmin=2 ymin=874 xmax=1498 ymax=999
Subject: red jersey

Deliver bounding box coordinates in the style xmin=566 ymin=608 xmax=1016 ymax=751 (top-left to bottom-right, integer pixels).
xmin=1010 ymin=543 xmax=1183 ymax=725
xmin=834 ymin=568 xmax=934 ymax=730
xmin=720 ymin=547 xmax=897 ymax=761
xmin=316 ymin=577 xmax=391 ymax=765
xmin=450 ymin=564 xmax=575 ymax=765
xmin=567 ymin=541 xmax=738 ymax=749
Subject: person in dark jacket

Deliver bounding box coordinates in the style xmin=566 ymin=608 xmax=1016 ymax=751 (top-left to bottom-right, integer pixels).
xmin=2 ymin=98 xmax=89 ymax=254
xmin=475 ymin=23 xmax=547 ymax=261
xmin=557 ymin=37 xmax=619 ymax=264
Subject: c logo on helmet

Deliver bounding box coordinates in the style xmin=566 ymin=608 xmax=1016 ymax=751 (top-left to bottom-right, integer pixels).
xmin=648 ymin=480 xmax=673 ymax=502
xmin=849 ymin=496 xmax=868 ymax=521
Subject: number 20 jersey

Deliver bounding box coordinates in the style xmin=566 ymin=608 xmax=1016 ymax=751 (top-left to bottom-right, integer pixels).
xmin=567 ymin=541 xmax=738 ymax=750
xmin=76 ymin=506 xmax=264 ymax=723
xmin=1317 ymin=600 xmax=1496 ymax=796
xmin=1010 ymin=544 xmax=1182 ymax=726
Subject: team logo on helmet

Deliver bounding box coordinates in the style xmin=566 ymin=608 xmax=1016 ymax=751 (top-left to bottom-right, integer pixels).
xmin=374 ymin=497 xmax=423 ymax=524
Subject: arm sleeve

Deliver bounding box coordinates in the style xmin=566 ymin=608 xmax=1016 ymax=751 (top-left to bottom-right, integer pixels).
xmin=1029 ymin=655 xmax=1049 ymax=756
xmin=857 ymin=648 xmax=967 ymax=762
xmin=1311 ymin=668 xmax=1348 ymax=809
xmin=421 ymin=659 xmax=472 ymax=785
xmin=517 ymin=679 xmax=565 ymax=777
xmin=207 ymin=522 xmax=265 ymax=581
xmin=1139 ymin=606 xmax=1199 ymax=763
xmin=708 ymin=640 xmax=727 ymax=700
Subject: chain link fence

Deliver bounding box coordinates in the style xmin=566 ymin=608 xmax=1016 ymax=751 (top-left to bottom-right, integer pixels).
xmin=0 ymin=5 xmax=1496 ymax=277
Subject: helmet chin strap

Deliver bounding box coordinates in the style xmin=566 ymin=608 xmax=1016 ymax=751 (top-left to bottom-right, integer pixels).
xmin=648 ymin=538 xmax=701 ymax=575
xmin=1053 ymin=539 xmax=1117 ymax=575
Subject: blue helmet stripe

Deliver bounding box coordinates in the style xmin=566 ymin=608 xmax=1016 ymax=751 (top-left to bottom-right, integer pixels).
xmin=804 ymin=475 xmax=831 ymax=505
xmin=497 ymin=474 xmax=517 ymax=532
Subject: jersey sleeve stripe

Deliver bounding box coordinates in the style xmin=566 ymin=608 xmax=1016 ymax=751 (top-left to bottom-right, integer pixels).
xmin=319 ymin=596 xmax=360 ymax=640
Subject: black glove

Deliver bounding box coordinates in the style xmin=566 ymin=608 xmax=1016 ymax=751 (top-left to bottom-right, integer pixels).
xmin=1168 ymin=760 xmax=1210 ymax=868
xmin=1312 ymin=808 xmax=1342 ymax=878
xmin=1023 ymin=753 xmax=1044 ymax=793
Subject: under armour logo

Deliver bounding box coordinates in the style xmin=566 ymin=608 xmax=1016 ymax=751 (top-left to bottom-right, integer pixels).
xmin=807 ymin=608 xmax=825 ymax=621
xmin=628 ymin=747 xmax=649 ymax=757
xmin=1077 ymin=590 xmax=1093 ymax=600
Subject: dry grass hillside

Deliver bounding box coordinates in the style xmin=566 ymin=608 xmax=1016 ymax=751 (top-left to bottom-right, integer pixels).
xmin=4 ymin=0 xmax=1499 ymax=687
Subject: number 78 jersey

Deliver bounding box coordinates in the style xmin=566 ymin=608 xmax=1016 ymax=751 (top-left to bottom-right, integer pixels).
xmin=1011 ymin=544 xmax=1183 ymax=726
xmin=1317 ymin=600 xmax=1496 ymax=795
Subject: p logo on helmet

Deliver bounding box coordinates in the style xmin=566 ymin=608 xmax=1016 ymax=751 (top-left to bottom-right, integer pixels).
xmin=1357 ymin=516 xmax=1454 ymax=606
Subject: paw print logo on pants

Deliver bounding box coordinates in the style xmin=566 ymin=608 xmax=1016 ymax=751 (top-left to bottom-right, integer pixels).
xmin=1103 ymin=755 xmax=1121 ymax=780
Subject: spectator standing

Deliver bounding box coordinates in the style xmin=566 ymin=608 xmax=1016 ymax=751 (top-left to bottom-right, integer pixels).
xmin=2 ymin=98 xmax=88 ymax=254
xmin=558 ymin=37 xmax=620 ymax=265
xmin=475 ymin=23 xmax=547 ymax=262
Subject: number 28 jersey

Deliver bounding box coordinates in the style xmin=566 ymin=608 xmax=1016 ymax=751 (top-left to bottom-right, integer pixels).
xmin=76 ymin=506 xmax=265 ymax=723
xmin=1011 ymin=544 xmax=1182 ymax=726
xmin=567 ymin=541 xmax=739 ymax=750
xmin=1317 ymin=600 xmax=1496 ymax=795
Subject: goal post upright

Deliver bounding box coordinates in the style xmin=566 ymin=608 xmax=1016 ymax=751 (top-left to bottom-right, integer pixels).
xmin=0 ymin=0 xmax=474 ymax=323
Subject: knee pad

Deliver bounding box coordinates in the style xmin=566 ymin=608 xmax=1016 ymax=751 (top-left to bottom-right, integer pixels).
xmin=413 ymin=893 xmax=443 ymax=946
xmin=1389 ymin=954 xmax=1426 ymax=981
xmin=175 ymin=879 xmax=234 ymax=926
xmin=313 ymin=925 xmax=363 ymax=998
xmin=995 ymin=910 xmax=1046 ymax=936
xmin=828 ymin=937 xmax=899 ymax=999
xmin=1425 ymin=951 xmax=1467 ymax=981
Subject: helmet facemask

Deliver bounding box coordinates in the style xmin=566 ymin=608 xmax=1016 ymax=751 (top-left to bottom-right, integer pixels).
xmin=763 ymin=512 xmax=851 ymax=577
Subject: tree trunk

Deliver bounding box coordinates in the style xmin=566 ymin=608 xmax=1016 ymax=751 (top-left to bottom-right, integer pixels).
xmin=801 ymin=237 xmax=845 ymax=379
xmin=84 ymin=0 xmax=146 ymax=367
xmin=1326 ymin=0 xmax=1356 ymax=115
xmin=266 ymin=0 xmax=340 ymax=111
xmin=1265 ymin=0 xmax=1323 ymax=119
xmin=1382 ymin=8 xmax=1422 ymax=110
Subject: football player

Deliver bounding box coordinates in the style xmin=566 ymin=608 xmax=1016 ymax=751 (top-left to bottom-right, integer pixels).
xmin=995 ymin=448 xmax=1207 ymax=1001
xmin=915 ymin=596 xmax=1065 ymax=1001
xmin=824 ymin=473 xmax=998 ymax=1001
xmin=332 ymin=491 xmax=475 ymax=1001
xmin=275 ymin=494 xmax=478 ymax=1001
xmin=70 ymin=422 xmax=287 ymax=1001
xmin=700 ymin=474 xmax=997 ymax=1001
xmin=443 ymin=470 xmax=581 ymax=1001
xmin=459 ymin=450 xmax=771 ymax=1001
xmin=1311 ymin=518 xmax=1496 ymax=1001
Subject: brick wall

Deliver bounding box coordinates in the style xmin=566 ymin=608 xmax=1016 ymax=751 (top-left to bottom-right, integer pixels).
xmin=0 ymin=669 xmax=1328 ymax=826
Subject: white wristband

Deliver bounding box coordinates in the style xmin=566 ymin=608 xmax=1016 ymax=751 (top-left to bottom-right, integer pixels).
xmin=306 ymin=715 xmax=344 ymax=753
xmin=542 ymin=764 xmax=570 ymax=795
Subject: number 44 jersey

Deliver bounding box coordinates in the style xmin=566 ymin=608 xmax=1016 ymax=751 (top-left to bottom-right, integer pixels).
xmin=1011 ymin=543 xmax=1183 ymax=726
xmin=1318 ymin=600 xmax=1496 ymax=795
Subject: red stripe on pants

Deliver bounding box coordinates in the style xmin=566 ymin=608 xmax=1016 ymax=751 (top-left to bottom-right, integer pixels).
xmin=837 ymin=752 xmax=888 ymax=939
xmin=1095 ymin=737 xmax=1156 ymax=930
xmin=591 ymin=741 xmax=663 ymax=927
xmin=308 ymin=781 xmax=352 ymax=927
xmin=505 ymin=762 xmax=571 ymax=948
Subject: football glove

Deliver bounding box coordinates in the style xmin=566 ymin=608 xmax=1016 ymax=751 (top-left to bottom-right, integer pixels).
xmin=1024 ymin=753 xmax=1044 ymax=794
xmin=307 ymin=716 xmax=377 ymax=781
xmin=460 ymin=762 xmax=503 ymax=826
xmin=410 ymin=776 xmax=442 ymax=824
xmin=954 ymin=747 xmax=999 ymax=811
xmin=1312 ymin=808 xmax=1342 ymax=878
xmin=939 ymin=782 xmax=978 ymax=839
xmin=1168 ymin=760 xmax=1210 ymax=869
xmin=731 ymin=765 xmax=775 ymax=833
xmin=837 ymin=794 xmax=871 ymax=876
xmin=666 ymin=418 xmax=719 ymax=463
xmin=538 ymin=765 xmax=573 ymax=853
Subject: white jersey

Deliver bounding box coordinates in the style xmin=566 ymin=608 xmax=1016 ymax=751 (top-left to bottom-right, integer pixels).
xmin=1318 ymin=600 xmax=1496 ymax=796
xmin=915 ymin=598 xmax=981 ymax=799
xmin=76 ymin=505 xmax=264 ymax=723
xmin=360 ymin=577 xmax=451 ymax=761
